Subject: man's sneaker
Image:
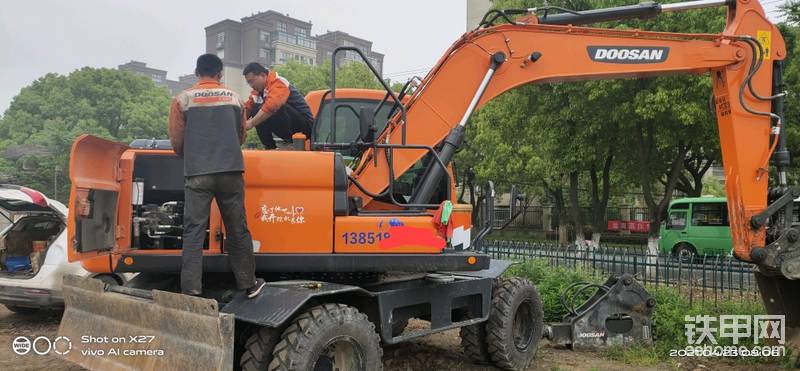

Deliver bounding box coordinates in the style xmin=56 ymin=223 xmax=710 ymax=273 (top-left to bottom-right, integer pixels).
xmin=247 ymin=278 xmax=267 ymax=299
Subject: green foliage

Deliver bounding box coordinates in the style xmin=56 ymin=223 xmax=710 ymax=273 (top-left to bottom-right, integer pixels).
xmin=274 ymin=61 xmax=329 ymax=95
xmin=0 ymin=68 xmax=171 ymax=201
xmin=781 ymin=1 xmax=800 ymax=26
xmin=602 ymin=344 xmax=662 ymax=366
xmin=701 ymin=178 xmax=726 ymax=197
xmin=505 ymin=259 xmax=600 ymax=322
xmin=275 ymin=60 xmax=385 ymax=96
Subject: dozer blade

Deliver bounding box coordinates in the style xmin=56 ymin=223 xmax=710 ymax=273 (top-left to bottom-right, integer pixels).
xmin=58 ymin=274 xmax=234 ymax=371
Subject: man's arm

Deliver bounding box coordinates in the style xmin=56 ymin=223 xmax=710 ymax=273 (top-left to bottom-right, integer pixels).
xmin=239 ymin=105 xmax=247 ymax=145
xmin=246 ymin=72 xmax=289 ymax=129
xmin=167 ymin=98 xmax=186 ymax=156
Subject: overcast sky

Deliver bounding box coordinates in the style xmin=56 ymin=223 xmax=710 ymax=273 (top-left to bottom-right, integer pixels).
xmin=0 ymin=0 xmax=787 ymax=115
xmin=0 ymin=0 xmax=466 ymax=114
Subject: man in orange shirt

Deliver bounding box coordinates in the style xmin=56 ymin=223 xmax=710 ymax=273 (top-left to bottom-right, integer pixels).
xmin=168 ymin=54 xmax=266 ymax=299
xmin=242 ymin=62 xmax=313 ymax=149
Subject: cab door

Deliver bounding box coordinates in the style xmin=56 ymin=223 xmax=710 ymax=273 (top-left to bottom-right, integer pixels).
xmin=66 ymin=135 xmax=128 ymax=269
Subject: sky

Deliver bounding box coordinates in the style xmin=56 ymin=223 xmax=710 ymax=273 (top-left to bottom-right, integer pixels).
xmin=0 ymin=0 xmax=467 ymax=114
xmin=0 ymin=0 xmax=789 ymax=115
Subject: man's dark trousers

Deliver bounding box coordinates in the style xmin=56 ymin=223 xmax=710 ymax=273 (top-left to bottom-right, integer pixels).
xmin=254 ymin=103 xmax=312 ymax=149
xmin=181 ymin=172 xmax=255 ymax=293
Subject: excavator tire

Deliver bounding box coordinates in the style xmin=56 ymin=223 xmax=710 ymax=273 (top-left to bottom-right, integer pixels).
xmin=460 ymin=322 xmax=491 ymax=364
xmin=240 ymin=326 xmax=281 ymax=371
xmin=460 ymin=278 xmax=499 ymax=365
xmin=267 ymin=303 xmax=383 ymax=371
xmin=486 ymin=278 xmax=543 ymax=371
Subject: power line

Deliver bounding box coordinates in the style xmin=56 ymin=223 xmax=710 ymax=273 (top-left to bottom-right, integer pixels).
xmin=383 ymin=68 xmax=430 ymax=78
xmin=382 ymin=66 xmax=431 ymax=76
xmin=382 ymin=66 xmax=430 ymax=75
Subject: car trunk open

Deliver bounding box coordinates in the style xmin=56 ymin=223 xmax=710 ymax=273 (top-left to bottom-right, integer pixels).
xmin=0 ymin=185 xmax=66 ymax=278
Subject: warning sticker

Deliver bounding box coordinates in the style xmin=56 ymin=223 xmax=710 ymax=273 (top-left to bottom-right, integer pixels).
xmin=757 ymin=30 xmax=771 ymax=60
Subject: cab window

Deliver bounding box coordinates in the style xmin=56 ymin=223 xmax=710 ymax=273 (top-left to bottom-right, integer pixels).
xmin=313 ymin=99 xmax=395 ymax=145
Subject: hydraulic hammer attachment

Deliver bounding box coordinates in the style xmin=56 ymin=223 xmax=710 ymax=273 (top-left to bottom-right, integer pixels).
xmin=58 ymin=275 xmax=235 ymax=371
xmin=545 ymin=274 xmax=656 ymax=350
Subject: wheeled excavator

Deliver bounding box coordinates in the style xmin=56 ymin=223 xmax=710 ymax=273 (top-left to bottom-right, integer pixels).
xmin=57 ymin=0 xmax=796 ymax=370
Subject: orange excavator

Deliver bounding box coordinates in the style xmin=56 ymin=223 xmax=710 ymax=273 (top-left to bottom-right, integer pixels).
xmin=58 ymin=0 xmax=793 ymax=370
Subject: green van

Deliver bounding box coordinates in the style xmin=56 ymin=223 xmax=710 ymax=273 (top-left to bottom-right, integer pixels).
xmin=659 ymin=197 xmax=732 ymax=260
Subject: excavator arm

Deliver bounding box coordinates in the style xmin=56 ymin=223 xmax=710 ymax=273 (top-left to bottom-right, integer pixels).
xmin=350 ymin=0 xmax=783 ymax=264
xmin=347 ymin=0 xmax=800 ymax=353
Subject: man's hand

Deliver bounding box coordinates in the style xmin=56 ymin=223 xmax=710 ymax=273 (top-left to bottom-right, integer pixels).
xmin=245 ymin=119 xmax=255 ymax=131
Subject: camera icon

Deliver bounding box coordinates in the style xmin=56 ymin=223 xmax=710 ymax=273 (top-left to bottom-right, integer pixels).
xmin=12 ymin=336 xmax=31 ymax=355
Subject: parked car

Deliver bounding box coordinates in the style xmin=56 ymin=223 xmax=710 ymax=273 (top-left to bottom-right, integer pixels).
xmin=659 ymin=197 xmax=732 ymax=261
xmin=0 ymin=184 xmax=132 ymax=313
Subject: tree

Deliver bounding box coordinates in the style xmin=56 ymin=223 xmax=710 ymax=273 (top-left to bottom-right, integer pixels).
xmin=0 ymin=68 xmax=171 ymax=201
xmin=274 ymin=61 xmax=328 ymax=95
xmin=275 ymin=60 xmax=386 ymax=96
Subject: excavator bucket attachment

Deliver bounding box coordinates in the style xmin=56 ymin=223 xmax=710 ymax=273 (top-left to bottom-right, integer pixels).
xmin=58 ymin=274 xmax=235 ymax=371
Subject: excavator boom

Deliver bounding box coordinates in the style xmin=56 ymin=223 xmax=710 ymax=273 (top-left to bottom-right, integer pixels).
xmin=350 ymin=0 xmax=782 ymax=264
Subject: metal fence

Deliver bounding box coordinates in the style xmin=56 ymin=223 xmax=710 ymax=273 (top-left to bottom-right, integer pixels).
xmin=492 ymin=206 xmax=650 ymax=230
xmin=483 ymin=240 xmax=761 ymax=307
xmin=493 ymin=207 xmax=544 ymax=229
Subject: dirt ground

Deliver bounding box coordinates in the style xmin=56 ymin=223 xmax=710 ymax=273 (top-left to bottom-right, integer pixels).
xmin=0 ymin=308 xmax=782 ymax=371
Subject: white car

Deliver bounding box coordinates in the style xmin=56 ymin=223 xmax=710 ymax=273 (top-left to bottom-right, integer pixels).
xmin=0 ymin=184 xmax=132 ymax=313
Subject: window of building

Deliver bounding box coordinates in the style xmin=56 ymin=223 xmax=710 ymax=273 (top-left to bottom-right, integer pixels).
xmin=259 ymin=30 xmax=269 ymax=43
xmin=152 ymin=74 xmax=163 ymax=82
xmin=216 ymin=32 xmax=225 ymax=48
xmin=297 ymin=36 xmax=315 ymax=49
xmin=277 ymin=22 xmax=286 ymax=32
xmin=260 ymin=48 xmax=269 ymax=59
xmin=342 ymin=40 xmax=354 ymax=47
xmin=217 ymin=49 xmax=225 ymax=59
xmin=297 ymin=28 xmax=308 ymax=36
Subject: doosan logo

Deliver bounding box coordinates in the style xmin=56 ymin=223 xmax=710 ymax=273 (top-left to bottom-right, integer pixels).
xmin=588 ymin=46 xmax=669 ymax=64
xmin=577 ymin=332 xmax=606 ymax=338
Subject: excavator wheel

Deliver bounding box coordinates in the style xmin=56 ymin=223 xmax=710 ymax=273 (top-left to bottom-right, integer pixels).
xmin=486 ymin=278 xmax=543 ymax=371
xmin=268 ymin=303 xmax=383 ymax=371
xmin=460 ymin=321 xmax=491 ymax=364
xmin=460 ymin=279 xmax=500 ymax=364
xmin=239 ymin=326 xmax=281 ymax=371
